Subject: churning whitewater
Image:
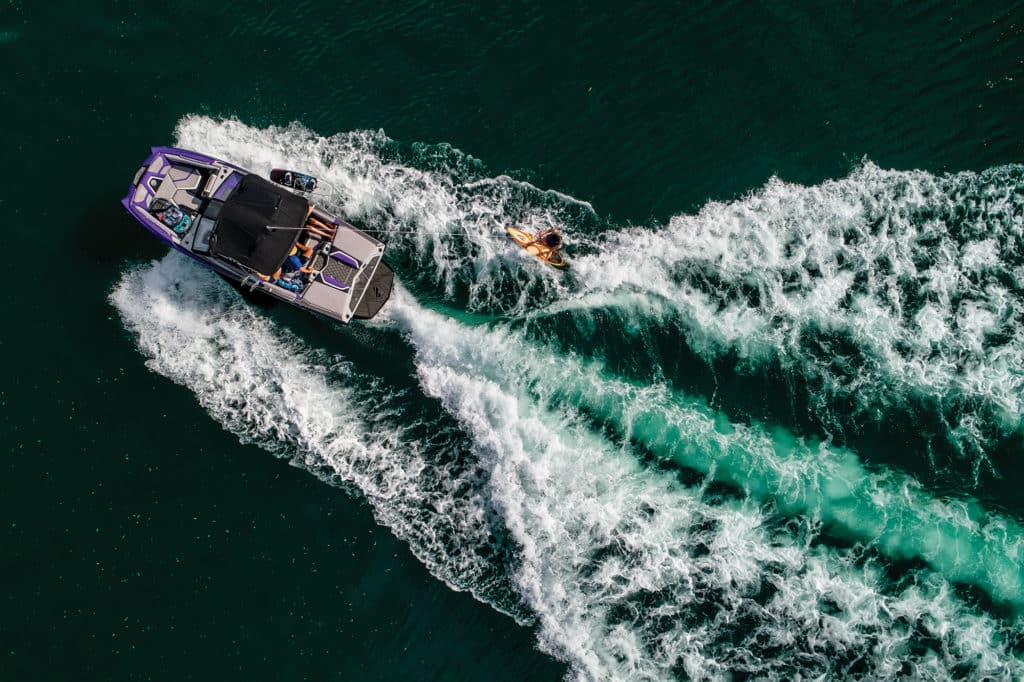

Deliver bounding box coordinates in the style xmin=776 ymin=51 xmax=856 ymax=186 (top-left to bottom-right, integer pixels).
xmin=110 ymin=117 xmax=1024 ymax=679
xmin=112 ymin=257 xmax=1023 ymax=680
xmin=108 ymin=257 xmax=532 ymax=620
xmin=175 ymin=116 xmax=1024 ymax=479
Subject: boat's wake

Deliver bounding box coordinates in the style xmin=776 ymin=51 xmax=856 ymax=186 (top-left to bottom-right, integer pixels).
xmin=566 ymin=163 xmax=1024 ymax=480
xmin=174 ymin=116 xmax=1024 ymax=483
xmin=108 ymin=117 xmax=1024 ymax=679
xmin=111 ymin=255 xmax=1024 ymax=680
xmin=109 ymin=256 xmax=531 ymax=621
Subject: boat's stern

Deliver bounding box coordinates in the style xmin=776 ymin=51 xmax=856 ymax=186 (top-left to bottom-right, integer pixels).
xmin=295 ymin=220 xmax=393 ymax=323
xmin=351 ymin=260 xmax=394 ymax=320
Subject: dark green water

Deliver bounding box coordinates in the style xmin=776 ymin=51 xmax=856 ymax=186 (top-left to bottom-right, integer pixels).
xmin=4 ymin=1 xmax=1024 ymax=680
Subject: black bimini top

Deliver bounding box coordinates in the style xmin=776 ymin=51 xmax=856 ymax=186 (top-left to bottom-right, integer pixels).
xmin=210 ymin=174 xmax=309 ymax=274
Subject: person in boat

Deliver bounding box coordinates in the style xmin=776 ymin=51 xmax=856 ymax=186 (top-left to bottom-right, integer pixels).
xmin=260 ymin=240 xmax=316 ymax=292
xmin=293 ymin=202 xmax=336 ymax=239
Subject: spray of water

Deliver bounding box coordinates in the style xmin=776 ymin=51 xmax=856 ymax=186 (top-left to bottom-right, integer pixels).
xmin=174 ymin=116 xmax=1024 ymax=475
xmin=110 ymin=117 xmax=1024 ymax=678
xmin=569 ymin=164 xmax=1024 ymax=471
xmin=109 ymin=254 xmax=531 ymax=621
xmin=393 ymin=293 xmax=1023 ymax=680
xmin=112 ymin=257 xmax=1024 ymax=680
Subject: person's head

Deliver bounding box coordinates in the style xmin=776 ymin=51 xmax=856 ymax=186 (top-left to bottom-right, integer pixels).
xmin=543 ymin=232 xmax=562 ymax=248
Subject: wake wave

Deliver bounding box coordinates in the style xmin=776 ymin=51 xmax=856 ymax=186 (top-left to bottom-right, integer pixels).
xmin=384 ymin=292 xmax=1024 ymax=598
xmin=570 ymin=163 xmax=1024 ymax=473
xmin=109 ymin=254 xmax=530 ymax=621
xmin=389 ymin=296 xmax=1024 ymax=680
xmin=174 ymin=116 xmax=1024 ymax=477
xmin=112 ymin=256 xmax=1023 ymax=680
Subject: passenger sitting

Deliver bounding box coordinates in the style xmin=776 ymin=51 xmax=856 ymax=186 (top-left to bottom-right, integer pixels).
xmin=266 ymin=241 xmax=315 ymax=292
xmin=274 ymin=272 xmax=304 ymax=292
xmin=308 ymin=221 xmax=336 ymax=240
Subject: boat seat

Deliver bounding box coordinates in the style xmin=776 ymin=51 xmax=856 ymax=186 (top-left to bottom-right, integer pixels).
xmin=153 ymin=164 xmax=204 ymax=212
xmin=173 ymin=189 xmax=203 ymax=212
xmin=166 ymin=164 xmax=202 ymax=190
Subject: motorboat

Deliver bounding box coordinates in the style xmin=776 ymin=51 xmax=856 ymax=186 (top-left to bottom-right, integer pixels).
xmin=121 ymin=147 xmax=393 ymax=323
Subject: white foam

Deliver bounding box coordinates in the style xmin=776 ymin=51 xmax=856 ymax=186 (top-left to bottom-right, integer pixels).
xmin=174 ymin=115 xmax=589 ymax=311
xmin=567 ymin=164 xmax=1024 ymax=458
xmin=386 ymin=293 xmax=1024 ymax=680
xmin=109 ymin=253 xmax=530 ymax=621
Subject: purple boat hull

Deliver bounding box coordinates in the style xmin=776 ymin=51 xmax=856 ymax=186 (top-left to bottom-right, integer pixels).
xmin=122 ymin=147 xmax=393 ymax=323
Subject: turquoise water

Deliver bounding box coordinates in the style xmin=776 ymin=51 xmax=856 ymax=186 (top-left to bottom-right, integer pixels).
xmin=4 ymin=1 xmax=1024 ymax=679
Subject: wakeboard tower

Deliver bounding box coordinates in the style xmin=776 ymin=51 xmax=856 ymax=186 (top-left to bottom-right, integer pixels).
xmin=122 ymin=147 xmax=394 ymax=323
xmin=506 ymin=226 xmax=566 ymax=267
xmin=270 ymin=168 xmax=318 ymax=193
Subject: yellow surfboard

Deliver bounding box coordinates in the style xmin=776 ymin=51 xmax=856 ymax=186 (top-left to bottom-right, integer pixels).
xmin=506 ymin=226 xmax=566 ymax=267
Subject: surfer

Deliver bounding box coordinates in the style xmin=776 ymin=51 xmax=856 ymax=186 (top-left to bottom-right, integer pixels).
xmin=505 ymin=225 xmax=566 ymax=267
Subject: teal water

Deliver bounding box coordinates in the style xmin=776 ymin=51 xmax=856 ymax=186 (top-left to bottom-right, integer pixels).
xmin=4 ymin=1 xmax=1024 ymax=679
